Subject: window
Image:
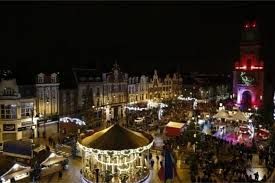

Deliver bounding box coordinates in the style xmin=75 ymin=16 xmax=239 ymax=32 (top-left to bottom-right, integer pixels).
xmin=96 ymin=88 xmax=100 ymax=96
xmin=52 ymin=89 xmax=56 ymax=96
xmin=3 ymin=88 xmax=14 ymax=96
xmin=40 ymin=91 xmax=43 ymax=100
xmin=51 ymin=76 xmax=56 ymax=83
xmin=0 ymin=104 xmax=17 ymax=119
xmin=38 ymin=76 xmax=43 ymax=83
xmin=21 ymin=103 xmax=33 ymax=117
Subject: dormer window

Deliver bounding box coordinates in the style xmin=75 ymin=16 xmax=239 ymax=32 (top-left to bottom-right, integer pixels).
xmin=3 ymin=88 xmax=14 ymax=96
xmin=38 ymin=76 xmax=43 ymax=83
xmin=51 ymin=76 xmax=56 ymax=83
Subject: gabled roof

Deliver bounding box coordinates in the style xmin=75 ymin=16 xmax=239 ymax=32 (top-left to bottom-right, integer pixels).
xmin=18 ymin=85 xmax=36 ymax=98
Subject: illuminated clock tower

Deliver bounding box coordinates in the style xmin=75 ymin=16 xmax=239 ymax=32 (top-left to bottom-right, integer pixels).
xmin=233 ymin=20 xmax=264 ymax=110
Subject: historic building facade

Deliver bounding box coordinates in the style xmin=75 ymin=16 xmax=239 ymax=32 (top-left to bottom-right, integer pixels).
xmin=148 ymin=70 xmax=183 ymax=101
xmin=102 ymin=63 xmax=128 ymax=121
xmin=72 ymin=64 xmax=129 ymax=122
xmin=72 ymin=68 xmax=104 ymax=123
xmin=128 ymin=75 xmax=149 ymax=103
xmin=35 ymin=73 xmax=60 ymax=117
xmin=233 ymin=20 xmax=264 ymax=110
xmin=0 ymin=71 xmax=36 ymax=143
xmin=59 ymin=71 xmax=78 ymax=117
xmin=59 ymin=88 xmax=77 ymax=116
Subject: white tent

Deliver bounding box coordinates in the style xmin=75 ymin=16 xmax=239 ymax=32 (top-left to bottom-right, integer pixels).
xmin=231 ymin=111 xmax=248 ymax=122
xmin=1 ymin=163 xmax=31 ymax=182
xmin=41 ymin=152 xmax=66 ymax=167
xmin=213 ymin=110 xmax=230 ymax=119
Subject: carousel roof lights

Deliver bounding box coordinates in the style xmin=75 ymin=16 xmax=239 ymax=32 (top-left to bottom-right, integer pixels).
xmin=80 ymin=124 xmax=153 ymax=151
xmin=78 ymin=140 xmax=154 ymax=156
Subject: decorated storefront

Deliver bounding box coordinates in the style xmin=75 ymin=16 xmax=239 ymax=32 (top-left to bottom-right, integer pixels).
xmin=78 ymin=123 xmax=154 ymax=183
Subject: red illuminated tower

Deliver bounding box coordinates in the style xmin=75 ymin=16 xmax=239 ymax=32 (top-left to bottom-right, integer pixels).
xmin=233 ymin=20 xmax=264 ymax=110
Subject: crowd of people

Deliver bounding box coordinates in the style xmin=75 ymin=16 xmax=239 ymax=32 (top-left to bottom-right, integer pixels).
xmin=118 ymin=98 xmax=275 ymax=183
xmin=185 ymin=132 xmax=274 ymax=183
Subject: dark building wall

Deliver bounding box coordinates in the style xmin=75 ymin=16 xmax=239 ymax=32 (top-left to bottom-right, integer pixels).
xmin=263 ymin=57 xmax=274 ymax=124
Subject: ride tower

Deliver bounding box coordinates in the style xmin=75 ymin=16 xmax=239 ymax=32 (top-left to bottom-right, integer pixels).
xmin=233 ymin=20 xmax=264 ymax=110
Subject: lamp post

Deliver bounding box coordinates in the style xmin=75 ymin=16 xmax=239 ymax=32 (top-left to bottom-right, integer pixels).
xmin=31 ymin=108 xmax=34 ymax=139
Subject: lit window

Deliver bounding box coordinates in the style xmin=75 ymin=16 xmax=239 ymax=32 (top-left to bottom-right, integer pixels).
xmin=21 ymin=103 xmax=33 ymax=117
xmin=0 ymin=104 xmax=17 ymax=119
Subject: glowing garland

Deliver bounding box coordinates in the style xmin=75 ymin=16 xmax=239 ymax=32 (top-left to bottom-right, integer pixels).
xmin=92 ymin=153 xmax=139 ymax=166
xmin=78 ymin=141 xmax=154 ymax=156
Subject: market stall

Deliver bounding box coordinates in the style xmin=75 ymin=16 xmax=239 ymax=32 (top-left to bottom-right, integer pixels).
xmin=230 ymin=111 xmax=248 ymax=122
xmin=3 ymin=140 xmax=33 ymax=165
xmin=256 ymin=129 xmax=270 ymax=141
xmin=164 ymin=121 xmax=185 ymax=137
xmin=40 ymin=152 xmax=67 ymax=177
xmin=213 ymin=110 xmax=230 ymax=120
xmin=0 ymin=156 xmax=32 ymax=183
xmin=78 ymin=123 xmax=154 ymax=183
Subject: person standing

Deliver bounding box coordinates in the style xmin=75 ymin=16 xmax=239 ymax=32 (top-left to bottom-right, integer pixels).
xmin=58 ymin=171 xmax=63 ymax=179
xmin=254 ymin=172 xmax=259 ymax=181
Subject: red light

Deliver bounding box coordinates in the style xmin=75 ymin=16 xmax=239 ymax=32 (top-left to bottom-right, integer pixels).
xmin=251 ymin=66 xmax=263 ymax=70
xmin=244 ymin=24 xmax=249 ymax=29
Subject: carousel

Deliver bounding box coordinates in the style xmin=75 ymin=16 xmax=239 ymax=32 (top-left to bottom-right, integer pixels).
xmin=78 ymin=123 xmax=154 ymax=183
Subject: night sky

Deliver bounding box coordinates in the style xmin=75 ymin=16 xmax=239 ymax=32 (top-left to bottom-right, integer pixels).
xmin=1 ymin=2 xmax=275 ymax=75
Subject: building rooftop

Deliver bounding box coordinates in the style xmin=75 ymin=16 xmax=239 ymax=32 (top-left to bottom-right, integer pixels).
xmin=59 ymin=70 xmax=77 ymax=89
xmin=72 ymin=68 xmax=102 ymax=83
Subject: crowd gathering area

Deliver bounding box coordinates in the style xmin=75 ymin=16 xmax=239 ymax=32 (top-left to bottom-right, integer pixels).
xmin=2 ymin=97 xmax=275 ymax=183
xmin=124 ymin=97 xmax=275 ymax=183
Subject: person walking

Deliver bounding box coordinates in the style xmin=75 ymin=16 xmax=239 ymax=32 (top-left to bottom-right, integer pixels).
xmin=58 ymin=171 xmax=63 ymax=179
xmin=254 ymin=172 xmax=259 ymax=181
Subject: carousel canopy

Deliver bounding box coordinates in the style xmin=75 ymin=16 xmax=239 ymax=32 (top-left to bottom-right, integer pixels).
xmin=231 ymin=111 xmax=248 ymax=122
xmin=213 ymin=110 xmax=230 ymax=119
xmin=80 ymin=124 xmax=153 ymax=150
